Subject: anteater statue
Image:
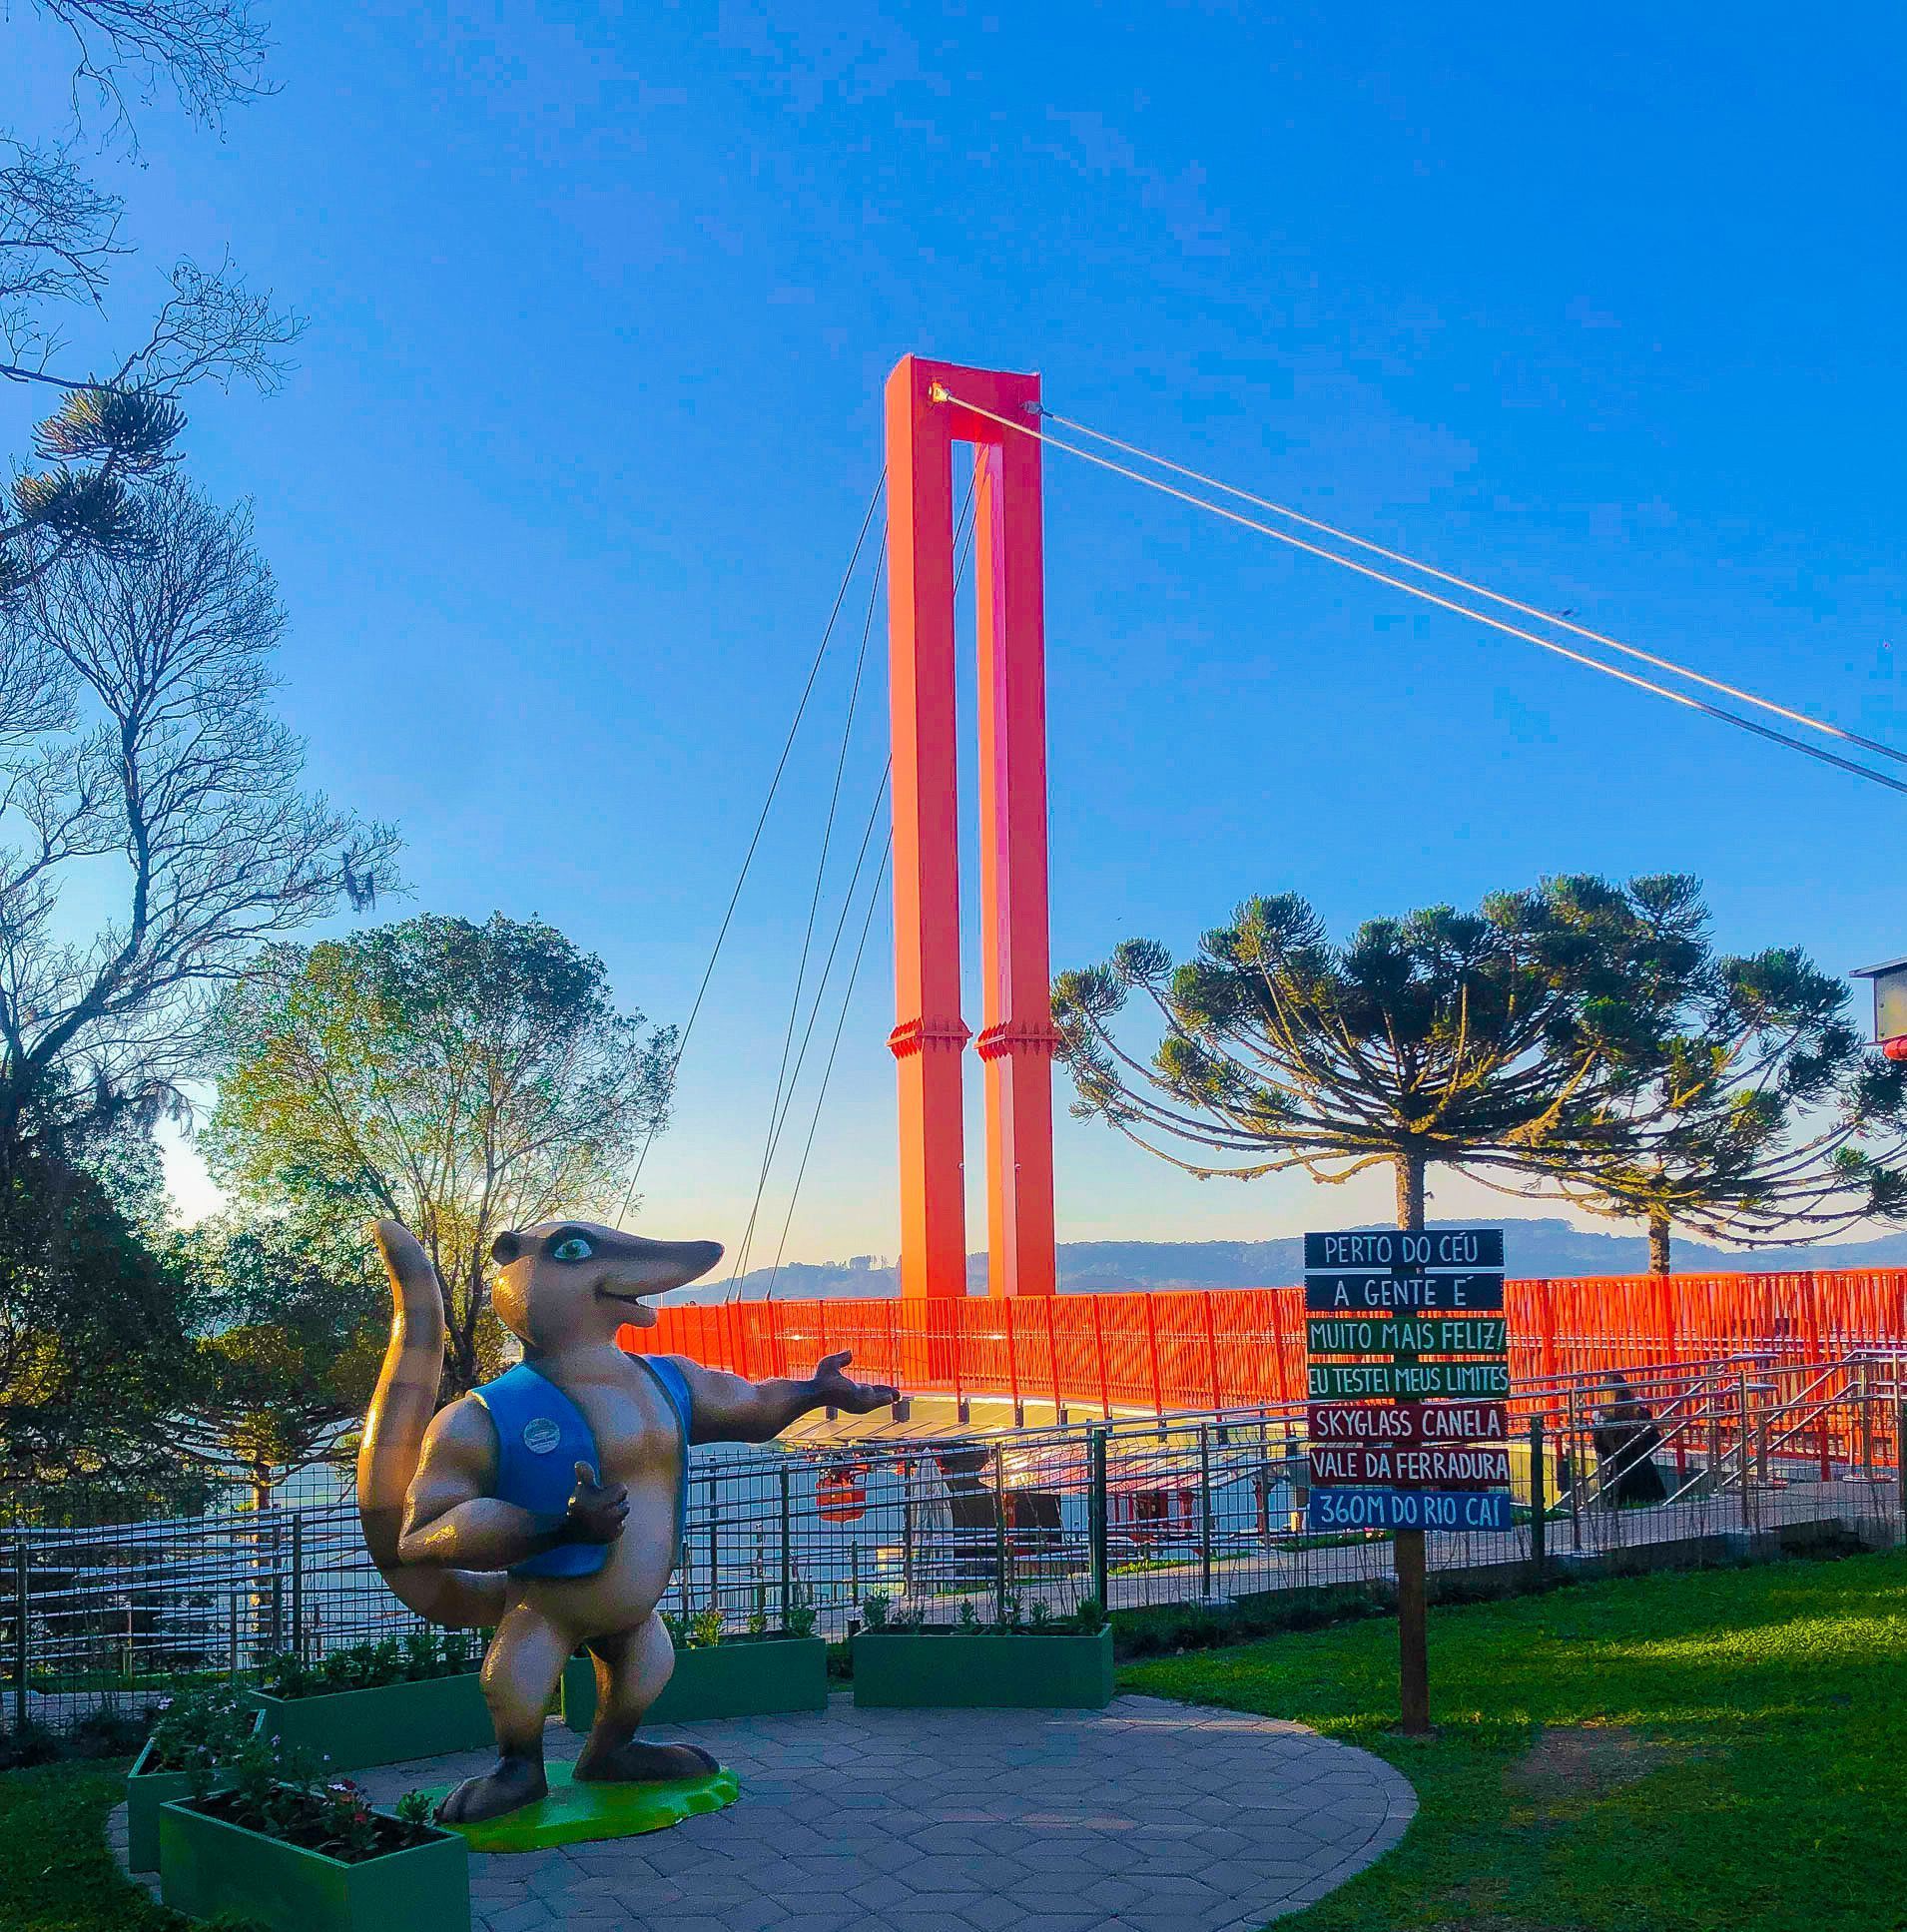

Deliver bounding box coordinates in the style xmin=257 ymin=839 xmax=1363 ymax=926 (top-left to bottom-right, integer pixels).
xmin=357 ymin=1217 xmax=899 ymax=1824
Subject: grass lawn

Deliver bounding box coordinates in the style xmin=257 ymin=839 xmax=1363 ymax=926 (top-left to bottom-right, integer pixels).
xmin=0 ymin=1761 xmax=188 ymax=1932
xmin=1121 ymin=1548 xmax=1907 ymax=1932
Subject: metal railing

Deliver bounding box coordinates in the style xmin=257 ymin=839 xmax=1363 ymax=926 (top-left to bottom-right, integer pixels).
xmin=6 ymin=1348 xmax=1901 ymax=1733
xmin=635 ymin=1268 xmax=1907 ymax=1418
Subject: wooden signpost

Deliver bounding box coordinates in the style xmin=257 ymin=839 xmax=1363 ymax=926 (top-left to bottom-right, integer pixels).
xmin=1303 ymin=1226 xmax=1510 ymax=1733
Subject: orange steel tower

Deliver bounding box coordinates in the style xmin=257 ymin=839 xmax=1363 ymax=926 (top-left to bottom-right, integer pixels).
xmin=885 ymin=354 xmax=1058 ymax=1303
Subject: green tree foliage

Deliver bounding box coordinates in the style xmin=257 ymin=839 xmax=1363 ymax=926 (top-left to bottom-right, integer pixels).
xmin=1052 ymin=876 xmax=1712 ymax=1232
xmin=0 ymin=1127 xmax=189 ymax=1491
xmin=1507 ymin=944 xmax=1907 ymax=1271
xmin=169 ymin=1208 xmax=384 ymax=1506
xmin=205 ymin=914 xmax=679 ymax=1393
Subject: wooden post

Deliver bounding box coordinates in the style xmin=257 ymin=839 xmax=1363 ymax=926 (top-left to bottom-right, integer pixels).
xmin=1394 ymin=1171 xmax=1431 ymax=1736
xmin=1395 ymin=1527 xmax=1430 ymax=1734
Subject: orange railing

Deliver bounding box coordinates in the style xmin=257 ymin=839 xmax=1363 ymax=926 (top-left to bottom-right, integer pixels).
xmin=628 ymin=1268 xmax=1907 ymax=1419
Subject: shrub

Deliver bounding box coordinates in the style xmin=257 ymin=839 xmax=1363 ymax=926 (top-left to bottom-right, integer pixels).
xmin=67 ymin=1700 xmax=155 ymax=1759
xmin=257 ymin=1628 xmax=480 ymax=1699
xmin=0 ymin=1718 xmax=63 ymax=1769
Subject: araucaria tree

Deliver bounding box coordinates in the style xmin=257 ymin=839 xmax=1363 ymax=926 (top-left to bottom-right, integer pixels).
xmin=1508 ymin=945 xmax=1907 ymax=1271
xmin=206 ymin=915 xmax=679 ymax=1393
xmin=1052 ymin=877 xmax=1711 ymax=1232
xmin=3 ymin=3 xmax=296 ymax=605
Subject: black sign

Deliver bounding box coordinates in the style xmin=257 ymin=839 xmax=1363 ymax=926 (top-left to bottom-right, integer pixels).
xmin=1303 ymin=1227 xmax=1505 ymax=1272
xmin=1304 ymin=1271 xmax=1505 ymax=1313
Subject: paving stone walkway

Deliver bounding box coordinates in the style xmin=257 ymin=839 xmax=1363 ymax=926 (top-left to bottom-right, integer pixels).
xmin=335 ymin=1692 xmax=1415 ymax=1932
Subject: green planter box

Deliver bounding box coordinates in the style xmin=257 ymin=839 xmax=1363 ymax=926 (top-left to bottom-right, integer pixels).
xmin=249 ymin=1672 xmax=491 ymax=1773
xmin=159 ymin=1794 xmax=469 ymax=1932
xmin=125 ymin=1713 xmax=264 ymax=1872
xmin=851 ymin=1626 xmax=1114 ymax=1709
xmin=562 ymin=1635 xmax=828 ymax=1733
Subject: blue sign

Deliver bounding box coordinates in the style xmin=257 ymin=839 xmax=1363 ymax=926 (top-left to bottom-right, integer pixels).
xmin=1306 ymin=1487 xmax=1516 ymax=1533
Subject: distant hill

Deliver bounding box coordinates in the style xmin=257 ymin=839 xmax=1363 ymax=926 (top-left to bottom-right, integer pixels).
xmin=675 ymin=1216 xmax=1907 ymax=1302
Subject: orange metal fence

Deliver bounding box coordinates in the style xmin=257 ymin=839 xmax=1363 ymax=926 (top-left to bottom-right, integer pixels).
xmin=628 ymin=1269 xmax=1907 ymax=1419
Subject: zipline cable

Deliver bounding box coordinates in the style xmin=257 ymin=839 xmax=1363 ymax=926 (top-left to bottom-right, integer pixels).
xmin=616 ymin=470 xmax=886 ymax=1226
xmin=936 ymin=389 xmax=1907 ymax=801
xmin=1039 ymin=406 xmax=1907 ymax=771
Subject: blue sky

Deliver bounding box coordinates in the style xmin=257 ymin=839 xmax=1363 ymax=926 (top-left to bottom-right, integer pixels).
xmin=7 ymin=4 xmax=1905 ymax=1263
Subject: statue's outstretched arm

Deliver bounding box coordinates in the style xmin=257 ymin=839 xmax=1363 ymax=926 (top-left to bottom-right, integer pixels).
xmin=398 ymin=1398 xmax=629 ymax=1570
xmin=672 ymin=1351 xmax=899 ymax=1445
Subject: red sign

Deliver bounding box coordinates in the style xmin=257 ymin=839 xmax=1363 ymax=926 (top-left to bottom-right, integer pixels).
xmin=1306 ymin=1399 xmax=1508 ymax=1446
xmin=1309 ymin=1443 xmax=1511 ymax=1489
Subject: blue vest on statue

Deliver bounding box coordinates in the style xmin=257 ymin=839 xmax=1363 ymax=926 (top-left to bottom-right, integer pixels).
xmin=473 ymin=1356 xmax=694 ymax=1580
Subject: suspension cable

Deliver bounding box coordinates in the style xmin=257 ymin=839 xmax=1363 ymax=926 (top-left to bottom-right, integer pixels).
xmin=761 ymin=831 xmax=894 ymax=1301
xmin=728 ymin=543 xmax=887 ymax=1292
xmin=935 ymin=389 xmax=1907 ymax=800
xmin=617 ymin=471 xmax=886 ymax=1225
xmin=1041 ymin=406 xmax=1907 ymax=771
xmin=734 ymin=467 xmax=983 ymax=1293
xmin=725 ymin=765 xmax=892 ymax=1290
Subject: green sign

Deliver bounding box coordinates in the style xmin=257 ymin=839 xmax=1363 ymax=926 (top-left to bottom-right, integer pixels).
xmin=1306 ymin=1315 xmax=1507 ymax=1357
xmin=1307 ymin=1359 xmax=1511 ymax=1401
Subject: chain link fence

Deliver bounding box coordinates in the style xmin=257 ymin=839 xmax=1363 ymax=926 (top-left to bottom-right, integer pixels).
xmin=7 ymin=1348 xmax=1902 ymax=1733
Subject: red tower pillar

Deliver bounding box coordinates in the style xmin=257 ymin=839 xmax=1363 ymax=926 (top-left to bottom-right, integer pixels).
xmin=885 ymin=354 xmax=1058 ymax=1307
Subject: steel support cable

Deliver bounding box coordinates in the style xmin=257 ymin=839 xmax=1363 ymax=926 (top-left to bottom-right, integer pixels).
xmin=725 ymin=765 xmax=893 ymax=1290
xmin=728 ymin=545 xmax=888 ymax=1295
xmin=934 ymin=390 xmax=1907 ymax=800
xmin=1039 ymin=406 xmax=1907 ymax=770
xmin=762 ymin=831 xmax=895 ymax=1302
xmin=616 ymin=471 xmax=887 ymax=1225
xmin=732 ymin=470 xmax=983 ymax=1294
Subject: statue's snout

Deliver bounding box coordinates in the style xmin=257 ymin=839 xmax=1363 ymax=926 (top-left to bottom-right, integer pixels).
xmin=599 ymin=1234 xmax=723 ymax=1301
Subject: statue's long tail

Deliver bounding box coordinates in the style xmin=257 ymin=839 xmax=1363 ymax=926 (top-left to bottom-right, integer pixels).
xmin=356 ymin=1220 xmax=506 ymax=1628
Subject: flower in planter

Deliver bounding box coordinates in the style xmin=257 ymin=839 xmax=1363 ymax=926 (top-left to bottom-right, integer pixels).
xmin=146 ymin=1686 xmax=254 ymax=1776
xmin=184 ymin=1728 xmax=441 ymax=1862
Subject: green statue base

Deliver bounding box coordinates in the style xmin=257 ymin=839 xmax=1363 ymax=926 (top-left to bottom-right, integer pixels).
xmin=426 ymin=1760 xmax=739 ymax=1853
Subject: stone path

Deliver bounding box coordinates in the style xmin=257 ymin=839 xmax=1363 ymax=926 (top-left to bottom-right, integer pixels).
xmin=337 ymin=1693 xmax=1415 ymax=1932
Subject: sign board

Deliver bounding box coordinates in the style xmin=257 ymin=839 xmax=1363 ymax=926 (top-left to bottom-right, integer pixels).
xmin=1301 ymin=1224 xmax=1511 ymax=1534
xmin=1308 ymin=1360 xmax=1511 ymax=1401
xmin=1306 ymin=1315 xmax=1508 ymax=1356
xmin=1303 ymin=1227 xmax=1505 ymax=1272
xmin=1307 ymin=1399 xmax=1508 ymax=1445
xmin=1304 ymin=1271 xmax=1505 ymax=1313
xmin=1307 ymin=1487 xmax=1516 ymax=1533
xmin=1308 ymin=1442 xmax=1511 ymax=1489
